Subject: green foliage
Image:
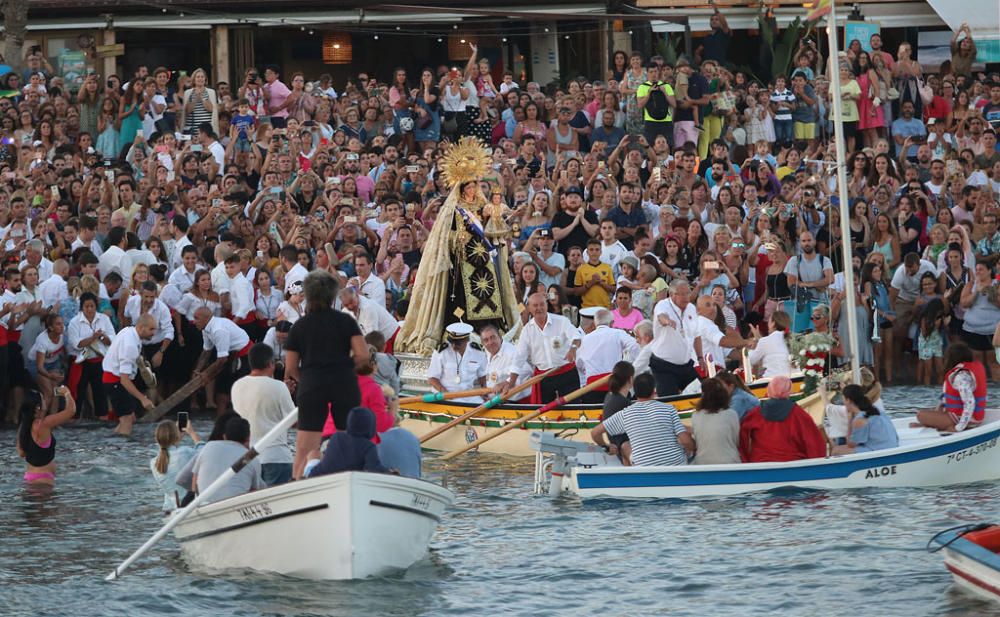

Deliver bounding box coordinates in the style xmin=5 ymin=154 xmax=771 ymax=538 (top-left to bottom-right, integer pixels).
xmin=756 ymin=10 xmax=818 ymax=82
xmin=656 ymin=33 xmax=684 ymax=66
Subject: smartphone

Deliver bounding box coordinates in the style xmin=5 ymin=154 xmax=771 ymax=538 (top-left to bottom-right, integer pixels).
xmin=346 ymin=153 xmax=359 ymax=161
xmin=179 ymin=70 xmax=188 ymax=78
xmin=506 ymin=158 xmax=517 ymax=166
xmin=344 ymin=215 xmax=358 ymax=224
xmin=257 ymin=250 xmax=264 ymax=258
xmin=136 ymin=129 xmax=144 ymax=139
xmin=327 ymin=177 xmax=341 ymax=185
xmin=166 ymin=170 xmax=175 ymax=182
xmin=104 ymin=170 xmax=115 ymax=182
xmin=179 ymin=134 xmax=191 ymax=141
xmin=191 ymin=144 xmax=203 ymax=152
xmin=212 ymin=198 xmax=222 ymax=208
xmin=269 ymin=186 xmax=283 ymax=194
xmin=177 ymin=411 xmax=189 ymax=430
xmin=340 ymin=198 xmax=353 ymax=206
xmin=405 ymin=165 xmax=419 ymax=173
xmin=704 ymin=261 xmax=720 ymax=270
xmin=49 ymin=185 xmax=58 ymax=198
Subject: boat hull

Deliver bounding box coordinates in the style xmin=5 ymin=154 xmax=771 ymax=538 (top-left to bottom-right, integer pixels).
xmin=405 ymin=376 xmax=808 ymax=456
xmin=535 ymin=418 xmax=1000 ymax=499
xmin=933 ymin=527 xmax=1000 ymax=603
xmin=172 ymin=472 xmax=454 ymax=579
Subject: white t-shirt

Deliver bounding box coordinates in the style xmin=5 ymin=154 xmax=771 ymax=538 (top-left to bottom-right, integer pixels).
xmin=231 ymin=375 xmax=296 ymax=465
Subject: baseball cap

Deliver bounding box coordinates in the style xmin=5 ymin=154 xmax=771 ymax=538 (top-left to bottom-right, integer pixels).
xmin=538 ymin=228 xmax=553 ymax=239
xmin=564 ymin=186 xmax=584 ymax=198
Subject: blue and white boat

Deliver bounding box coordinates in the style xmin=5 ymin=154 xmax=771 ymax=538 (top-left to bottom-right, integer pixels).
xmin=531 ymin=414 xmax=1000 ymax=500
xmin=930 ymin=524 xmax=1000 ymax=603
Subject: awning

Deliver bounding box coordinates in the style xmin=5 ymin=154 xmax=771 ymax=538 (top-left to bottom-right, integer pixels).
xmin=651 ymin=3 xmax=947 ymax=32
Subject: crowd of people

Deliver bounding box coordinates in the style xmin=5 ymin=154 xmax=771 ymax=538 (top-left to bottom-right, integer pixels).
xmin=8 ymin=16 xmax=1000 ymax=486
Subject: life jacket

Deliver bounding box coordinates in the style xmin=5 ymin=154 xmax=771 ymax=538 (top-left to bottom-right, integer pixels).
xmin=942 ymin=361 xmax=987 ymax=424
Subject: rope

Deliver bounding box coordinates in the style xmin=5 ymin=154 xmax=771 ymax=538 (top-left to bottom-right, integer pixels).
xmin=925 ymin=522 xmax=995 ymax=553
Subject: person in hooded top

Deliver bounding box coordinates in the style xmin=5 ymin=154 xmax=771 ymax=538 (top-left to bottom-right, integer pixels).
xmin=739 ymin=376 xmax=826 ymax=463
xmin=308 ymin=407 xmax=388 ymax=477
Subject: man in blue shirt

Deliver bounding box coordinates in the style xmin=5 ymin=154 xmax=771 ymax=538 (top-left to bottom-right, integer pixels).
xmin=606 ymin=183 xmax=648 ymax=250
xmin=592 ymin=109 xmax=625 ymax=156
xmin=891 ymin=101 xmax=927 ymax=160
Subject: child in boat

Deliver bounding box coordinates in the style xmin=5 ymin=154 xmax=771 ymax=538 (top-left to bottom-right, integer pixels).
xmin=830 ymin=385 xmax=899 ymax=455
xmin=309 ymin=407 xmax=388 ymax=477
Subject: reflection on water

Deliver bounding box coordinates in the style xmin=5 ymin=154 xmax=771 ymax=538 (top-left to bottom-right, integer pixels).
xmin=0 ymin=386 xmax=999 ymax=616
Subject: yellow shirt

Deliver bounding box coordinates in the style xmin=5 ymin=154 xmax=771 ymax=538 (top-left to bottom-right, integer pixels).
xmin=835 ymin=80 xmax=861 ymax=123
xmin=575 ymin=261 xmax=615 ymax=308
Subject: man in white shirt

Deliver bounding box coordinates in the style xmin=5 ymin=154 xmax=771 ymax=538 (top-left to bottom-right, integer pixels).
xmin=198 ymin=123 xmax=227 ymax=169
xmin=122 ymin=281 xmax=174 ymax=373
xmin=339 ymin=287 xmax=399 ymax=346
xmin=280 ymin=245 xmax=308 ymax=295
xmin=167 ymin=245 xmax=199 ymax=292
xmin=231 ymin=343 xmax=296 ymax=486
xmin=98 ymin=227 xmax=131 ymax=280
xmin=37 ymin=259 xmax=69 ymax=309
xmin=649 ymin=279 xmax=703 ymax=396
xmin=67 ymin=292 xmax=115 ymax=419
xmin=71 ymin=215 xmax=103 ymax=257
xmin=576 ymin=308 xmax=640 ymax=403
xmin=350 ymin=251 xmax=386 ymax=308
xmin=427 ymin=323 xmax=488 ymax=404
xmin=631 ymin=319 xmax=655 ymax=377
xmin=103 ymin=314 xmax=158 ymax=436
xmin=211 ymin=244 xmax=234 ymax=312
xmin=510 ymin=292 xmax=582 ymax=403
xmin=193 ymin=306 xmax=252 ymax=410
xmin=223 ymin=254 xmax=255 ymax=332
xmin=694 ymin=295 xmax=751 ymax=372
xmin=480 ymin=324 xmax=528 ymax=399
xmin=890 ymin=252 xmax=938 ymax=349
xmin=168 ymin=216 xmax=192 ymax=273
xmin=19 ymin=239 xmax=53 ymax=283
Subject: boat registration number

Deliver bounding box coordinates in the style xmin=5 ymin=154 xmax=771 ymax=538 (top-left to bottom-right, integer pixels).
xmin=411 ymin=494 xmax=432 ymax=510
xmin=946 ymin=437 xmax=999 ymax=464
xmin=237 ymin=502 xmax=273 ymax=522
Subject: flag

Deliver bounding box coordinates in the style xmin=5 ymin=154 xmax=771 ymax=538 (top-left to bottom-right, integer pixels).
xmin=0 ymin=90 xmax=18 ymax=99
xmin=806 ymin=0 xmax=832 ymax=21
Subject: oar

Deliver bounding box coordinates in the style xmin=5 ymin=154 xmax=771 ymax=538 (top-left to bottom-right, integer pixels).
xmin=419 ymin=367 xmax=560 ymax=444
xmin=440 ymin=375 xmax=611 ymax=461
xmin=105 ymin=408 xmax=300 ymax=581
xmin=399 ymin=387 xmax=493 ymax=406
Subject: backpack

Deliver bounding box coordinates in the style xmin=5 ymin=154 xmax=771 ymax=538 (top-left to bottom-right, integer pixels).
xmin=643 ymin=81 xmax=670 ymax=121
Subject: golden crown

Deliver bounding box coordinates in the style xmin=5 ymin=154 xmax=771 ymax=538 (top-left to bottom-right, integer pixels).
xmin=438 ymin=137 xmax=492 ymax=189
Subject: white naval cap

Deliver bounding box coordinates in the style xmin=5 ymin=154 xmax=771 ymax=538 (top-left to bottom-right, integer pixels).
xmin=445 ymin=322 xmax=474 ymax=340
xmin=578 ymin=307 xmax=600 ymax=320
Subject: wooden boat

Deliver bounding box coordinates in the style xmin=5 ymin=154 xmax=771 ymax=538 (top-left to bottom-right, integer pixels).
xmin=402 ymin=375 xmax=808 ymax=456
xmin=531 ymin=413 xmax=1000 ymax=499
xmin=931 ymin=524 xmax=1000 ymax=603
xmin=172 ymin=472 xmax=454 ymax=579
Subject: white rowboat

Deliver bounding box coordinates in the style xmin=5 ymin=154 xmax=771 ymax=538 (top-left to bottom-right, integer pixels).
xmin=531 ymin=415 xmax=1000 ymax=500
xmin=173 ymin=471 xmax=454 ymax=579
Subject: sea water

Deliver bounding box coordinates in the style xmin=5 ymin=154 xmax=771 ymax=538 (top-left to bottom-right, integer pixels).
xmin=1 ymin=385 xmax=998 ymax=616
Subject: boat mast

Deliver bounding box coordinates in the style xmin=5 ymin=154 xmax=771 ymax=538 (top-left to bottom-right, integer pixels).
xmin=824 ymin=0 xmax=862 ymax=383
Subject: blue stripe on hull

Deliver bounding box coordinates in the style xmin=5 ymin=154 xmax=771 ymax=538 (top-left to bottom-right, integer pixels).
xmin=576 ymin=426 xmax=1000 ymax=489
xmin=935 ymin=531 xmax=1000 ymax=573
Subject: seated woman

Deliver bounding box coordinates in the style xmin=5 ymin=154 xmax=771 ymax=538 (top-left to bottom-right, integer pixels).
xmin=830 ymin=385 xmax=899 ymax=455
xmin=150 ymin=419 xmax=202 ymax=513
xmin=739 ymin=376 xmax=827 ymax=463
xmin=690 ymin=378 xmax=741 ymax=464
xmin=601 ymin=361 xmax=635 ymax=464
xmin=308 ymin=407 xmax=388 ymax=477
xmin=915 ymin=342 xmax=988 ymax=432
xmin=716 ymin=371 xmax=760 ymax=421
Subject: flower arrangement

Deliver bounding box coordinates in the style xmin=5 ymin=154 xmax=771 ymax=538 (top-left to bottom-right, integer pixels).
xmin=788 ymin=331 xmax=837 ymax=392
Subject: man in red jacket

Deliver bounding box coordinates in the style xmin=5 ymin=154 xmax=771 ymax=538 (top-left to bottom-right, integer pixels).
xmin=739 ymin=376 xmax=826 ymax=463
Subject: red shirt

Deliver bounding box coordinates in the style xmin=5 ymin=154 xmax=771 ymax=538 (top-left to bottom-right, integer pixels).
xmin=322 ymin=374 xmax=391 ymax=441
xmin=739 ymin=401 xmax=827 ymax=463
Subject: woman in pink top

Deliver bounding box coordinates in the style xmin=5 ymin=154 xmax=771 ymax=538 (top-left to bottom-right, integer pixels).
xmin=322 ymin=346 xmax=391 ymax=440
xmin=611 ymin=287 xmax=644 ymax=333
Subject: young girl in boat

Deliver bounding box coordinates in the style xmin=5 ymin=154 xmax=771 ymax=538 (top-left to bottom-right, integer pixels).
xmin=17 ymin=387 xmax=76 ymax=485
xmin=151 ymin=419 xmax=202 ymax=513
xmin=601 ymin=361 xmax=635 ymax=465
xmin=830 ymin=385 xmax=899 ymax=455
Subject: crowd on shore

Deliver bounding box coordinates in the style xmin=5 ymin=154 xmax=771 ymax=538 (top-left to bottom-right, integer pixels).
xmin=8 ymin=17 xmax=1000 ymax=490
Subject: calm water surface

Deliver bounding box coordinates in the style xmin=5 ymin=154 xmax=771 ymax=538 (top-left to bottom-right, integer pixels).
xmin=2 ymin=385 xmax=999 ymax=616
